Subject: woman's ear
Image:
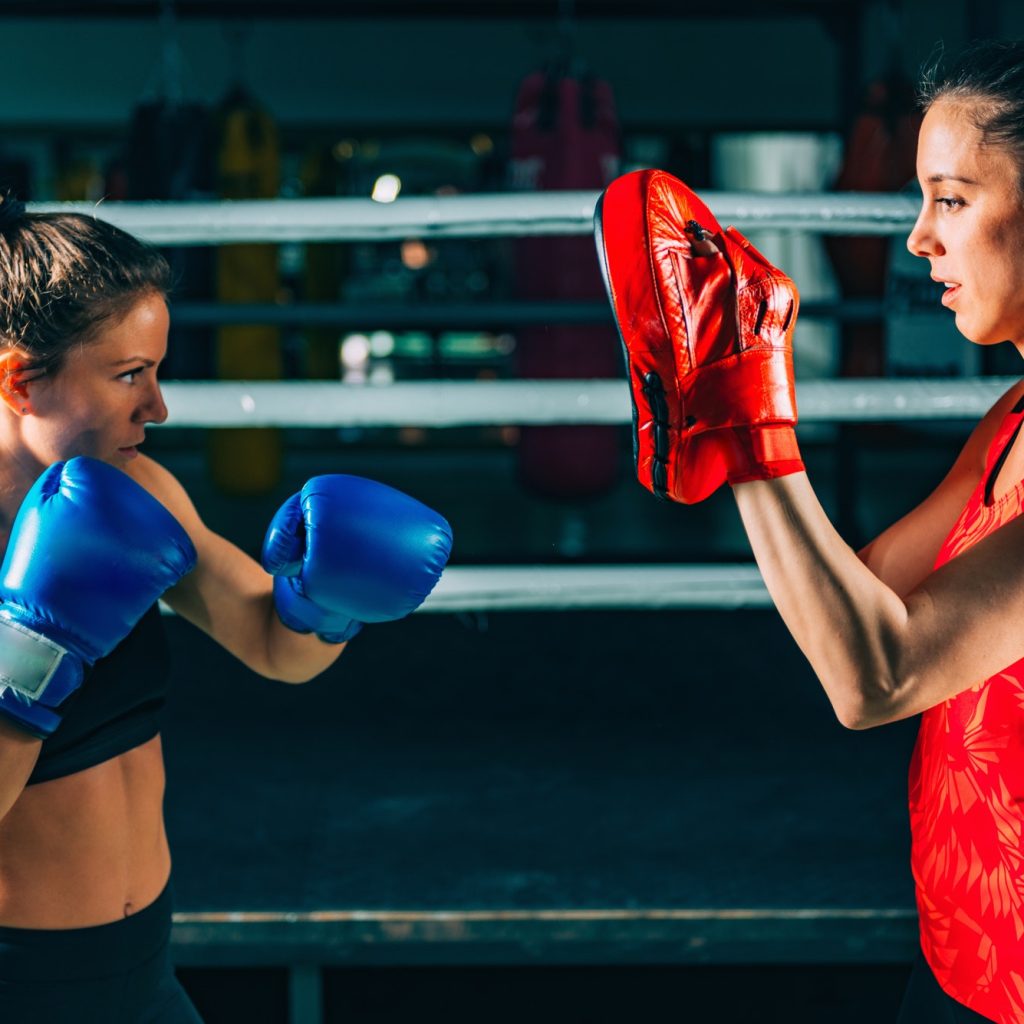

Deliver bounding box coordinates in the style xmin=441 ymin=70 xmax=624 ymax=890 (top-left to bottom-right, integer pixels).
xmin=0 ymin=350 xmax=39 ymax=415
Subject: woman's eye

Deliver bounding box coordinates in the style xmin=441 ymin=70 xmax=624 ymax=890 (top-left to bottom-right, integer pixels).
xmin=118 ymin=367 xmax=144 ymax=384
xmin=935 ymin=197 xmax=965 ymax=210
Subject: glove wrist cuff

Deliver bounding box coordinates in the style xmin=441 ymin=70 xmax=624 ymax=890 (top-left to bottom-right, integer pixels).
xmin=723 ymin=425 xmax=804 ymax=484
xmin=316 ymin=621 xmax=363 ymax=645
xmin=271 ymin=576 xmax=362 ymax=645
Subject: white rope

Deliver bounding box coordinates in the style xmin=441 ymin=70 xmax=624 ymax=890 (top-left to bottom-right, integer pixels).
xmin=159 ymin=377 xmax=1018 ymax=428
xmin=795 ymin=377 xmax=1016 ymax=422
xmin=29 ymin=191 xmax=919 ymax=244
xmin=420 ymin=565 xmax=771 ymax=612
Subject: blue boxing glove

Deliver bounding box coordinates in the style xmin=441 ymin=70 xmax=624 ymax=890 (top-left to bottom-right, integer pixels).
xmin=0 ymin=458 xmax=197 ymax=738
xmin=261 ymin=475 xmax=452 ymax=643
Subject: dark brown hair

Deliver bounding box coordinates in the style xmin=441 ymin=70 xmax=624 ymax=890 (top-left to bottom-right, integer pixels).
xmin=0 ymin=201 xmax=171 ymax=377
xmin=919 ymin=40 xmax=1024 ymax=176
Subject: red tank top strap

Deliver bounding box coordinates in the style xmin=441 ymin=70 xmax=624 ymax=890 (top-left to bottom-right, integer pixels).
xmin=983 ymin=391 xmax=1024 ymax=475
xmin=933 ymin=386 xmax=1024 ymax=571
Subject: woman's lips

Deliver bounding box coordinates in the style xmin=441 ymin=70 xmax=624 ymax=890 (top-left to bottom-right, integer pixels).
xmin=941 ymin=283 xmax=961 ymax=307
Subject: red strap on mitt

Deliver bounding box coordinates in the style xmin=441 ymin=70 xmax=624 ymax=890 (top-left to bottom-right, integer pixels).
xmin=595 ymin=169 xmax=804 ymax=504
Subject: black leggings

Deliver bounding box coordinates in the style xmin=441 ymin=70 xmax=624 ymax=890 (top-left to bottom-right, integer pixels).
xmin=0 ymin=883 xmax=202 ymax=1024
xmin=897 ymin=953 xmax=997 ymax=1024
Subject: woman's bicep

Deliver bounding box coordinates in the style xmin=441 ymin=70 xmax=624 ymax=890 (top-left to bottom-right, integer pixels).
xmin=857 ymin=464 xmax=976 ymax=597
xmin=162 ymin=528 xmax=276 ymax=666
xmin=128 ymin=454 xmax=282 ymax=675
xmin=888 ymin=510 xmax=1024 ymax=720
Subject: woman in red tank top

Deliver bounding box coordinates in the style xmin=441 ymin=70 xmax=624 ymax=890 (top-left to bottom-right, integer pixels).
xmin=719 ymin=39 xmax=1024 ymax=1024
xmin=596 ymin=35 xmax=1024 ymax=1013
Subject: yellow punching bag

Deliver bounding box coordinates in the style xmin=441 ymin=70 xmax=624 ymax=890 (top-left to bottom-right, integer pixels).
xmin=208 ymin=95 xmax=283 ymax=494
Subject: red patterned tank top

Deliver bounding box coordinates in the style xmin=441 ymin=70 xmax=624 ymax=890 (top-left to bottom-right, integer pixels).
xmin=909 ymin=393 xmax=1024 ymax=1024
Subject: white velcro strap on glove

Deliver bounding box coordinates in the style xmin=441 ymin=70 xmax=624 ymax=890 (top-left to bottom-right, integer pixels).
xmin=0 ymin=615 xmax=67 ymax=701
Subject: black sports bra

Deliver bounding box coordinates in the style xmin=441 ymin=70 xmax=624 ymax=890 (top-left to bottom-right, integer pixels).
xmin=26 ymin=604 xmax=170 ymax=785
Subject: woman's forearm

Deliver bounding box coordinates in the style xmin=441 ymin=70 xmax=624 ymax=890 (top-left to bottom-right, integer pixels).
xmin=732 ymin=473 xmax=911 ymax=728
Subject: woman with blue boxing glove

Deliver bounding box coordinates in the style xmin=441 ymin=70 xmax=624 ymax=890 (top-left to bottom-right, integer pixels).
xmin=0 ymin=198 xmax=452 ymax=1023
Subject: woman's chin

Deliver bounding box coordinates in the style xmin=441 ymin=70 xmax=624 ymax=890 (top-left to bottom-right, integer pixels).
xmin=954 ymin=314 xmax=997 ymax=346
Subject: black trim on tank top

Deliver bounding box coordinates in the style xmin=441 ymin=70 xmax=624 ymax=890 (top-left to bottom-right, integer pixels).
xmin=25 ymin=603 xmax=170 ymax=785
xmin=984 ymin=402 xmax=1024 ymax=506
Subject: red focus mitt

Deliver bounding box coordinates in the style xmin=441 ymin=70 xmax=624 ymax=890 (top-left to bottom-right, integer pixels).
xmin=594 ymin=169 xmax=805 ymax=504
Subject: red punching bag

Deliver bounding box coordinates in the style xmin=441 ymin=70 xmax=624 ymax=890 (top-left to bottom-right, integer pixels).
xmin=825 ymin=73 xmax=921 ymax=377
xmin=510 ymin=68 xmax=622 ymax=500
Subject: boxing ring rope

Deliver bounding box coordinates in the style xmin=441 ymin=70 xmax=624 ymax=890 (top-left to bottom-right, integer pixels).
xmin=153 ymin=376 xmax=1013 ymax=614
xmin=160 ymin=378 xmax=1018 ymax=429
xmin=422 ymin=565 xmax=774 ymax=612
xmin=29 ymin=191 xmax=921 ymax=242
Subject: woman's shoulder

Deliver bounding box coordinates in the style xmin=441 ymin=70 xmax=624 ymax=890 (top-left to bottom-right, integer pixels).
xmin=905 ymin=376 xmax=1024 ymax=518
xmin=959 ymin=377 xmax=1024 ymax=473
xmin=992 ymin=376 xmax=1024 ymax=412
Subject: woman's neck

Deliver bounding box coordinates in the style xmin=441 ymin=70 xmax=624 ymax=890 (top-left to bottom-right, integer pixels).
xmin=0 ymin=430 xmax=48 ymax=539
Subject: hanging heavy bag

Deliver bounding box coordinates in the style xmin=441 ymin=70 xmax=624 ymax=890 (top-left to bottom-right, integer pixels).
xmin=825 ymin=73 xmax=920 ymax=377
xmin=510 ymin=68 xmax=622 ymax=500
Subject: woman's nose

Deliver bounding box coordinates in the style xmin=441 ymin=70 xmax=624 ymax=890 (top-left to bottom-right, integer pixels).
xmin=137 ymin=381 xmax=168 ymax=425
xmin=907 ymin=206 xmax=943 ymax=259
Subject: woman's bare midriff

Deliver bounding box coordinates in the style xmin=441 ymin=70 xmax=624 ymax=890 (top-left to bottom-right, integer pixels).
xmin=0 ymin=734 xmax=170 ymax=929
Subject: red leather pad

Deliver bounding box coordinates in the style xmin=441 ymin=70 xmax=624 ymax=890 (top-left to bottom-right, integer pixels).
xmin=594 ymin=169 xmax=802 ymax=503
